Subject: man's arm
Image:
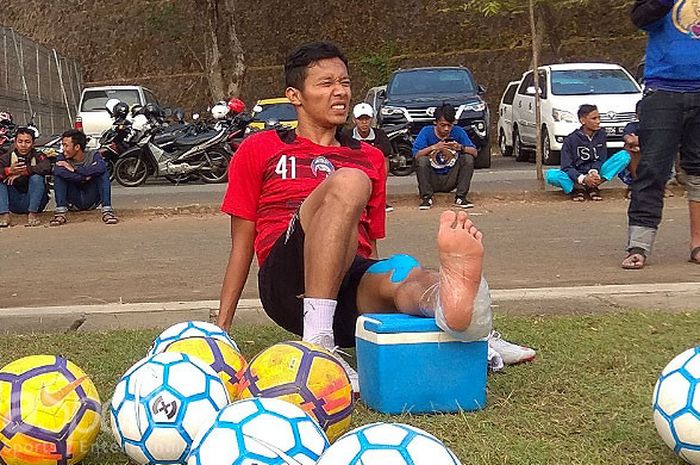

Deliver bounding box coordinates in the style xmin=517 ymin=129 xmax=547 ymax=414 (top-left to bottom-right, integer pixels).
xmin=74 ymin=153 xmax=107 ymax=178
xmin=54 ymin=163 xmax=87 ymax=183
xmin=560 ymin=138 xmax=583 ymax=182
xmin=453 ymin=129 xmax=478 ymax=157
xmin=631 ymin=0 xmax=673 ymax=29
xmin=217 ymin=216 xmax=257 ymax=330
xmin=412 ymin=129 xmax=445 ymax=159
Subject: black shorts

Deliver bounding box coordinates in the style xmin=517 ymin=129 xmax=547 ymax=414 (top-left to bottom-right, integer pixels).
xmin=258 ymin=213 xmax=378 ymax=347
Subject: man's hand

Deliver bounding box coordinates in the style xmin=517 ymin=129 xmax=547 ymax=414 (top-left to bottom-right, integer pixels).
xmin=433 ymin=141 xmax=448 ymax=152
xmin=8 ymin=160 xmax=26 ymax=176
xmin=56 ymin=160 xmax=75 ymax=172
xmin=624 ymin=134 xmax=640 ymax=154
xmin=585 ymin=172 xmax=603 ymax=187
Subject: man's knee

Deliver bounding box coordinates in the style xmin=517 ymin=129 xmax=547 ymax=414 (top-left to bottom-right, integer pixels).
xmin=460 ymin=154 xmax=474 ymax=167
xmin=325 ymin=168 xmax=371 ymax=203
xmin=28 ymin=174 xmax=44 ymax=187
xmin=417 ymin=156 xmax=431 ymax=168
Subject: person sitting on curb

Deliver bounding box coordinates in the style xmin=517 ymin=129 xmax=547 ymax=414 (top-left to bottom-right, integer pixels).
xmin=345 ymin=103 xmax=394 ymax=212
xmin=0 ymin=127 xmax=51 ymax=227
xmin=50 ymin=129 xmax=118 ymax=226
xmin=545 ymin=104 xmax=630 ymax=201
xmin=412 ymin=104 xmax=477 ymax=210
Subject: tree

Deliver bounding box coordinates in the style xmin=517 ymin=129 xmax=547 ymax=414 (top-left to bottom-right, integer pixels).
xmin=202 ymin=0 xmax=246 ymax=100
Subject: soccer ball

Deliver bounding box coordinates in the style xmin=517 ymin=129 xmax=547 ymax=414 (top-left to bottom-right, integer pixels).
xmin=652 ymin=346 xmax=700 ymax=464
xmin=0 ymin=355 xmax=102 ymax=465
xmin=110 ymin=352 xmax=230 ymax=464
xmin=316 ymin=422 xmax=462 ymax=465
xmin=240 ymin=341 xmax=353 ymax=442
xmin=148 ymin=321 xmax=238 ymax=356
xmin=163 ymin=336 xmax=248 ymax=400
xmin=187 ymin=397 xmax=329 ymax=465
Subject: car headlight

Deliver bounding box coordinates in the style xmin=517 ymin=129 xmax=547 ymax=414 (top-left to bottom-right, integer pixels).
xmin=459 ymin=102 xmax=486 ymax=113
xmin=380 ymin=106 xmax=404 ymax=117
xmin=552 ymin=109 xmax=577 ymax=123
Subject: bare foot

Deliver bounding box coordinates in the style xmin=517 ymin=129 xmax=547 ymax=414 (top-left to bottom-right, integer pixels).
xmin=437 ymin=210 xmax=484 ymax=331
xmin=25 ymin=212 xmax=41 ymax=227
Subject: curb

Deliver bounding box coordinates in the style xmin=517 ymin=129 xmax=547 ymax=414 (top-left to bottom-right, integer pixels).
xmin=1 ymin=282 xmax=698 ymax=334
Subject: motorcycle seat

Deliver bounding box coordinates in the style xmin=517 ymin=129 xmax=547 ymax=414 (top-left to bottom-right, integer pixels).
xmin=154 ymin=133 xmax=178 ymax=145
xmin=175 ymin=130 xmax=218 ymax=146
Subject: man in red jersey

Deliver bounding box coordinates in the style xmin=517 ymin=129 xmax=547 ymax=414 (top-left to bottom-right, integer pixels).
xmin=218 ymin=42 xmax=535 ymax=393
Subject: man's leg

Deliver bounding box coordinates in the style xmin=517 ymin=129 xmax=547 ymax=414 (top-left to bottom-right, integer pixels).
xmin=26 ymin=175 xmax=47 ymax=226
xmin=680 ymin=92 xmax=700 ymax=262
xmin=0 ymin=183 xmax=9 ymax=226
xmin=626 ymin=91 xmax=683 ymax=265
xmin=95 ymin=171 xmax=118 ymax=223
xmin=454 ymin=154 xmax=475 ymax=199
xmin=545 ymin=169 xmax=575 ymax=194
xmin=601 ymin=150 xmax=631 ymax=182
xmin=415 ymin=156 xmax=435 ymax=201
xmin=7 ymin=185 xmax=30 ymax=214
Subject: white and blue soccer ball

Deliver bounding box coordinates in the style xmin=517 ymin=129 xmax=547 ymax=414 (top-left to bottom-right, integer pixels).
xmin=148 ymin=321 xmax=239 ymax=356
xmin=110 ymin=352 xmax=230 ymax=465
xmin=653 ymin=346 xmax=700 ymax=465
xmin=187 ymin=397 xmax=329 ymax=465
xmin=315 ymin=422 xmax=462 ymax=465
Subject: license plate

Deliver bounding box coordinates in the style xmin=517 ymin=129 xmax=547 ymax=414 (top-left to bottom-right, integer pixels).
xmin=604 ymin=126 xmax=622 ymax=136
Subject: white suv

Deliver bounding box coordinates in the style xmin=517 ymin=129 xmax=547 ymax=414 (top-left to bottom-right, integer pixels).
xmin=76 ymin=86 xmax=160 ymax=148
xmin=497 ymin=80 xmax=520 ymax=157
xmin=511 ymin=63 xmax=642 ymax=165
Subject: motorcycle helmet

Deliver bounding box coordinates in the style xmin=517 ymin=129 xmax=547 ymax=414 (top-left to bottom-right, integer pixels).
xmin=131 ymin=104 xmax=143 ymax=117
xmin=211 ymin=103 xmax=230 ymax=120
xmin=173 ymin=108 xmax=185 ymax=123
xmin=0 ymin=112 xmax=13 ymax=124
xmin=227 ymin=98 xmax=245 ymax=114
xmin=132 ymin=114 xmax=149 ymax=132
xmin=105 ymin=98 xmax=121 ymax=116
xmin=144 ymin=103 xmax=160 ymax=118
xmin=113 ymin=102 xmax=129 ymax=120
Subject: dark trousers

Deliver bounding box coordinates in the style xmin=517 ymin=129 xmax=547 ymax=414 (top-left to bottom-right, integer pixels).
xmin=54 ymin=172 xmax=112 ymax=213
xmin=629 ymin=90 xmax=700 ymax=231
xmin=416 ymin=154 xmax=475 ymax=199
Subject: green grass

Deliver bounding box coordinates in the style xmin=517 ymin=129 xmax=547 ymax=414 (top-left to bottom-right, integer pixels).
xmin=1 ymin=310 xmax=698 ymax=464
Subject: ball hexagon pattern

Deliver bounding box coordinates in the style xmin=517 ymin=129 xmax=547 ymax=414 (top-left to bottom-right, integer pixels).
xmin=148 ymin=321 xmax=239 ymax=356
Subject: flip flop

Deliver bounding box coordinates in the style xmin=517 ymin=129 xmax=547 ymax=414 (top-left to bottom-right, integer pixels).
xmin=24 ymin=217 xmax=41 ymax=227
xmin=571 ymin=191 xmax=586 ymax=202
xmin=102 ymin=211 xmax=119 ymax=225
xmin=49 ymin=214 xmax=67 ymax=227
xmin=622 ymin=247 xmax=647 ymax=270
xmin=690 ymin=246 xmax=700 ymax=265
xmin=589 ymin=189 xmax=603 ymax=201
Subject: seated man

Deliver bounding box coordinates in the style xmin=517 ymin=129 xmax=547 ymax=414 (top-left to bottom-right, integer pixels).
xmin=218 ymin=42 xmax=534 ymax=394
xmin=545 ymin=104 xmax=630 ymax=201
xmin=412 ymin=104 xmax=477 ymax=210
xmin=50 ymin=129 xmax=118 ymax=226
xmin=0 ymin=127 xmax=50 ymax=227
xmin=345 ymin=103 xmax=394 ymax=212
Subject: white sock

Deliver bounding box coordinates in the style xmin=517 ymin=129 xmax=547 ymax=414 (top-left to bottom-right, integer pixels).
xmin=302 ymin=298 xmax=337 ymax=345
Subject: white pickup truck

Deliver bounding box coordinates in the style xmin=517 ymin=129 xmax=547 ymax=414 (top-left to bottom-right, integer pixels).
xmin=75 ymin=85 xmax=160 ymax=148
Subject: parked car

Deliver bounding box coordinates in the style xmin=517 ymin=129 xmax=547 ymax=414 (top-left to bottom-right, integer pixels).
xmin=497 ymin=80 xmax=520 ymax=157
xmin=511 ymin=63 xmax=643 ymax=165
xmin=246 ymin=97 xmax=298 ymax=133
xmin=364 ymin=85 xmax=386 ymax=126
xmin=376 ymin=66 xmax=491 ymax=169
xmin=76 ymin=85 xmax=160 ymax=148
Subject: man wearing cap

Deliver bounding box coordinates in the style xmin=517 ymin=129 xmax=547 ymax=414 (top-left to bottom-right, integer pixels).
xmin=346 ymin=103 xmax=394 ymax=212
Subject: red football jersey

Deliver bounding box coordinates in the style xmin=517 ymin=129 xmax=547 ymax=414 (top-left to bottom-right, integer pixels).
xmin=221 ymin=129 xmax=386 ymax=265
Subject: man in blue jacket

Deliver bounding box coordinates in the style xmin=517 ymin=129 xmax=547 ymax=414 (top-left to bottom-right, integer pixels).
xmin=50 ymin=129 xmax=118 ymax=226
xmin=412 ymin=104 xmax=477 ymax=210
xmin=623 ymin=0 xmax=700 ymax=268
xmin=545 ymin=104 xmax=630 ymax=201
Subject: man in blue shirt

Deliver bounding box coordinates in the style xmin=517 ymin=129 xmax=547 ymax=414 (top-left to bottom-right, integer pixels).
xmin=412 ymin=104 xmax=477 ymax=210
xmin=624 ymin=0 xmax=700 ymax=268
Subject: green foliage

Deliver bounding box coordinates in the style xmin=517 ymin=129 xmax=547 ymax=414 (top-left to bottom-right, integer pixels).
xmin=146 ymin=3 xmax=185 ymax=40
xmin=357 ymin=45 xmax=397 ymax=87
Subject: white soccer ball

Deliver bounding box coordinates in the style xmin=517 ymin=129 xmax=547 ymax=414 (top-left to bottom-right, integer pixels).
xmin=652 ymin=347 xmax=700 ymax=465
xmin=148 ymin=321 xmax=239 ymax=356
xmin=315 ymin=422 xmax=461 ymax=465
xmin=187 ymin=397 xmax=329 ymax=465
xmin=110 ymin=352 xmax=230 ymax=464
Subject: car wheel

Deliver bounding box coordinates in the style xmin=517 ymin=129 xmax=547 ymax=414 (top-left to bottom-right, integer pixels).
xmin=474 ymin=144 xmax=491 ymax=169
xmin=514 ymin=128 xmax=529 ymax=162
xmin=542 ymin=129 xmax=561 ymax=165
xmin=499 ymin=129 xmax=513 ymax=157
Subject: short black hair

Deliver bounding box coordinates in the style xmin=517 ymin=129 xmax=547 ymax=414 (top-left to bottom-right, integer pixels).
xmin=635 ymin=100 xmax=642 ymax=114
xmin=578 ymin=104 xmax=598 ymax=119
xmin=434 ymin=104 xmax=456 ymax=123
xmin=15 ymin=127 xmax=36 ymax=141
xmin=62 ymin=129 xmax=87 ymax=150
xmin=284 ymin=42 xmax=349 ymax=89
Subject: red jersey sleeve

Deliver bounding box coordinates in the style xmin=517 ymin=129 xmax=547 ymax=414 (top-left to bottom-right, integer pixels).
xmin=221 ymin=137 xmax=264 ymax=220
xmin=364 ymin=144 xmax=387 ymax=240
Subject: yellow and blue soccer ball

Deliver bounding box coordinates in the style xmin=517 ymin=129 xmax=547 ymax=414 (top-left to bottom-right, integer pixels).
xmin=163 ymin=336 xmax=247 ymax=401
xmin=110 ymin=352 xmax=229 ymax=464
xmin=0 ymin=355 xmax=101 ymax=465
xmin=148 ymin=321 xmax=238 ymax=356
xmin=653 ymin=346 xmax=700 ymax=465
xmin=187 ymin=397 xmax=329 ymax=465
xmin=316 ymin=422 xmax=462 ymax=465
xmin=240 ymin=341 xmax=353 ymax=442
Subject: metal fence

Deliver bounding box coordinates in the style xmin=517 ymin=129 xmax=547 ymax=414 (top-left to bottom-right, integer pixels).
xmin=0 ymin=26 xmax=83 ymax=136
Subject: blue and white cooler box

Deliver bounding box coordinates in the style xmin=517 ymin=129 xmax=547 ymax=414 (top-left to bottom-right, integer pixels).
xmin=355 ymin=313 xmax=488 ymax=414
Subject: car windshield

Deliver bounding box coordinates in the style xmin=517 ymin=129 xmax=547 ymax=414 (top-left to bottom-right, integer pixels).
xmin=551 ymin=70 xmax=639 ymax=95
xmin=388 ymin=69 xmax=476 ymax=96
xmin=81 ymin=89 xmax=140 ymax=111
xmin=253 ymin=103 xmax=297 ymax=122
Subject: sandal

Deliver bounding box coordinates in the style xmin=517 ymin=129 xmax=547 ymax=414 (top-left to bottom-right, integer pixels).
xmin=571 ymin=191 xmax=586 ymax=202
xmin=25 ymin=217 xmax=41 ymax=228
xmin=49 ymin=213 xmax=67 ymax=227
xmin=622 ymin=247 xmax=647 ymax=270
xmin=589 ymin=188 xmax=603 ymax=201
xmin=102 ymin=211 xmax=119 ymax=225
xmin=690 ymin=246 xmax=700 ymax=265
xmin=0 ymin=214 xmax=9 ymax=228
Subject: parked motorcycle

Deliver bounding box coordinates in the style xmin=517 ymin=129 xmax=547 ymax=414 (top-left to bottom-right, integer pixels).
xmin=384 ymin=123 xmax=415 ymax=176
